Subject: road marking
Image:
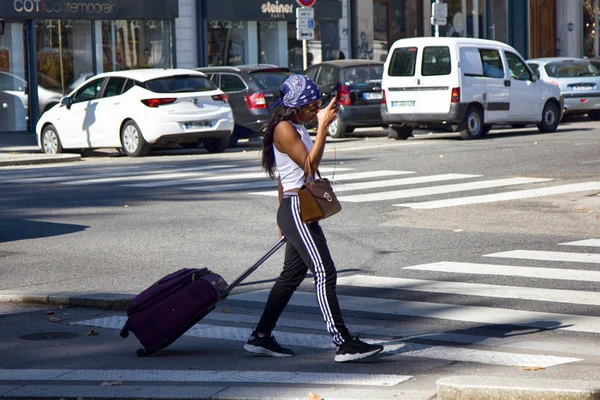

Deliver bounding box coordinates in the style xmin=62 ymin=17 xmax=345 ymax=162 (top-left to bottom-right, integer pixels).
xmin=394 ymin=182 xmax=600 ymax=209
xmin=125 ymin=167 xmax=353 ymax=188
xmin=229 ymin=290 xmax=600 ymax=334
xmin=249 ymin=173 xmax=479 ymax=197
xmin=404 ymin=261 xmax=600 ymax=282
xmin=191 ymin=170 xmax=415 ymax=193
xmin=337 ymin=177 xmax=552 ymax=203
xmin=560 ymin=239 xmax=600 ymax=247
xmin=336 ymin=275 xmax=600 ymax=306
xmin=71 ymin=317 xmax=580 ymax=367
xmin=484 ymin=250 xmax=600 ymax=264
xmin=0 ymin=369 xmax=409 ymax=386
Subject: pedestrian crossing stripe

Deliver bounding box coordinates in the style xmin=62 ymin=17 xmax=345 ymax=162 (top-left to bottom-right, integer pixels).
xmin=560 ymin=239 xmax=600 ymax=247
xmin=70 ymin=317 xmax=581 ymax=368
xmin=0 ymin=368 xmax=410 ymax=386
xmin=336 ymin=177 xmax=552 ymax=203
xmin=228 ymin=289 xmax=600 ymax=334
xmin=404 ymin=261 xmax=600 ymax=282
xmin=336 ymin=275 xmax=600 ymax=306
xmin=395 ymin=181 xmax=600 ymax=209
xmin=484 ymin=250 xmax=600 ymax=264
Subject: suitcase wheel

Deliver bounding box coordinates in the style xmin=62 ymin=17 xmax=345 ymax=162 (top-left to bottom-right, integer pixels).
xmin=119 ymin=324 xmax=130 ymax=338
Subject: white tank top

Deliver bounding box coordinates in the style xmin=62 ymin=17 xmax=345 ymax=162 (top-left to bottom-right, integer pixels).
xmin=274 ymin=121 xmax=314 ymax=192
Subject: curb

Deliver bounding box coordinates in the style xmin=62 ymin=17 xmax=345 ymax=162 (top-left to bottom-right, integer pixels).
xmin=0 ymin=153 xmax=82 ymax=167
xmin=437 ymin=376 xmax=600 ymax=400
xmin=0 ymin=293 xmax=132 ymax=310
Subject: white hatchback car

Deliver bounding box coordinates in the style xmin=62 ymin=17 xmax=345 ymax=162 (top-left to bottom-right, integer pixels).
xmin=36 ymin=69 xmax=234 ymax=156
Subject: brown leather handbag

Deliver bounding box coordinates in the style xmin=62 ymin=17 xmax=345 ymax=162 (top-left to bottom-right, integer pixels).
xmin=298 ymin=157 xmax=342 ymax=223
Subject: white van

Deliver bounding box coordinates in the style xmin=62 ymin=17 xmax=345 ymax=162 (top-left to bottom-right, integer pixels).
xmin=381 ymin=37 xmax=563 ymax=139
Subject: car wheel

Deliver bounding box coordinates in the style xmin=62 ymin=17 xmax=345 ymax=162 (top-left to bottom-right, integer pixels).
xmin=203 ymin=136 xmax=229 ymax=153
xmin=537 ymin=101 xmax=560 ymax=133
xmin=511 ymin=124 xmax=527 ymax=129
xmin=180 ymin=140 xmax=201 ymax=149
xmin=391 ymin=125 xmax=413 ymax=140
xmin=41 ymin=124 xmax=63 ymax=154
xmin=327 ymin=114 xmax=346 ymax=138
xmin=459 ymin=106 xmax=484 ymax=140
xmin=589 ymin=110 xmax=600 ymax=121
xmin=120 ymin=120 xmax=149 ymax=157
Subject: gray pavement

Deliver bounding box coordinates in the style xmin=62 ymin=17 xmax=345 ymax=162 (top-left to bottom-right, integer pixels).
xmin=1 ymin=130 xmax=599 ymax=400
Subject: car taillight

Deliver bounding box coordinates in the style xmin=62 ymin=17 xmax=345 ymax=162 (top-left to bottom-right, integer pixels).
xmin=338 ymin=85 xmax=352 ymax=106
xmin=451 ymin=87 xmax=460 ymax=103
xmin=212 ymin=94 xmax=229 ymax=103
xmin=381 ymin=89 xmax=387 ymax=105
xmin=141 ymin=98 xmax=177 ymax=107
xmin=245 ymin=92 xmax=267 ymax=109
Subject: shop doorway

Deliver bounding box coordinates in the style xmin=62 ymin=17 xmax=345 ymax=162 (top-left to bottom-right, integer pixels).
xmin=529 ymin=0 xmax=557 ymax=58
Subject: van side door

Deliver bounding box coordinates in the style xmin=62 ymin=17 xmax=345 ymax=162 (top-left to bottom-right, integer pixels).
xmin=504 ymin=51 xmax=542 ymax=121
xmin=419 ymin=45 xmax=453 ymax=114
xmin=478 ymin=48 xmax=509 ymax=123
xmin=382 ymin=46 xmax=419 ymax=114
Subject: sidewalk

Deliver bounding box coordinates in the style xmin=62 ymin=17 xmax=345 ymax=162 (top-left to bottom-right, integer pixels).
xmin=0 ymin=131 xmax=81 ymax=166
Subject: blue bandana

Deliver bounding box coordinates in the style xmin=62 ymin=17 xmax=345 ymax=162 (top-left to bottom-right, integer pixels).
xmin=271 ymin=74 xmax=321 ymax=109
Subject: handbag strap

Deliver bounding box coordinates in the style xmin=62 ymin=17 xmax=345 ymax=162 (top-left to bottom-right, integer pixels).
xmin=303 ymin=156 xmax=323 ymax=184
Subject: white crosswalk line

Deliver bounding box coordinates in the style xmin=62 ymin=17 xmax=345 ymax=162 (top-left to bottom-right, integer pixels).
xmin=484 ymin=250 xmax=600 ymax=264
xmin=126 ymin=167 xmax=353 ymax=188
xmin=229 ymin=289 xmax=600 ymax=334
xmin=251 ymin=174 xmax=481 ymax=196
xmin=404 ymin=261 xmax=600 ymax=282
xmin=394 ymin=181 xmax=600 ymax=209
xmin=190 ymin=170 xmax=415 ymax=192
xmin=336 ymin=275 xmax=600 ymax=305
xmin=336 ymin=177 xmax=552 ymax=203
xmin=560 ymin=239 xmax=600 ymax=247
xmin=70 ymin=317 xmax=580 ymax=367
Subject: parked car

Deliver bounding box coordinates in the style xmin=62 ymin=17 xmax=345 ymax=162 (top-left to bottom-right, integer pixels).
xmin=381 ymin=37 xmax=563 ymax=140
xmin=527 ymin=57 xmax=600 ymax=120
xmin=36 ymin=69 xmax=234 ymax=157
xmin=302 ymin=60 xmax=386 ymax=138
xmin=195 ymin=64 xmax=292 ymax=147
xmin=0 ymin=71 xmax=62 ymax=115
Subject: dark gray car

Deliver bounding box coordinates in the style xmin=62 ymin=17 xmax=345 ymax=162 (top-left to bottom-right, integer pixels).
xmin=302 ymin=60 xmax=386 ymax=138
xmin=195 ymin=64 xmax=292 ymax=147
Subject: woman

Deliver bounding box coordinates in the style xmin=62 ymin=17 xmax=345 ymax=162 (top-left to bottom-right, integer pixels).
xmin=243 ymin=74 xmax=383 ymax=363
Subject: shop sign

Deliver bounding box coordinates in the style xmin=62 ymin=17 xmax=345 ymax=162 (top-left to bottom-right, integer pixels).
xmin=5 ymin=0 xmax=178 ymax=19
xmin=207 ymin=0 xmax=341 ymax=21
xmin=261 ymin=1 xmax=295 ymax=18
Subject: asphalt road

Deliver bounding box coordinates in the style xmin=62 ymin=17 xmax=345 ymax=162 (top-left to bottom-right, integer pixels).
xmin=1 ymin=119 xmax=599 ymax=396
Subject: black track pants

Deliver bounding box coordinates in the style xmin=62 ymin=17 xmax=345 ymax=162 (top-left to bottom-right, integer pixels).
xmin=255 ymin=195 xmax=350 ymax=345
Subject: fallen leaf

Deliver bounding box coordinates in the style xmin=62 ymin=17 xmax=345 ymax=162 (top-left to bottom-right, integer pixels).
xmin=48 ymin=317 xmax=60 ymax=323
xmin=308 ymin=392 xmax=322 ymax=400
xmin=332 ymin=387 xmax=341 ymax=391
xmin=87 ymin=330 xmax=99 ymax=336
xmin=220 ymin=308 xmax=229 ymax=314
xmin=520 ymin=366 xmax=545 ymax=371
xmin=578 ymin=206 xmax=586 ymax=211
xmin=124 ymin=205 xmax=129 ymax=208
xmin=439 ymin=154 xmax=445 ymax=158
xmin=101 ymin=381 xmax=123 ymax=386
xmin=44 ymin=311 xmax=55 ymax=315
xmin=534 ymin=141 xmax=539 ymax=144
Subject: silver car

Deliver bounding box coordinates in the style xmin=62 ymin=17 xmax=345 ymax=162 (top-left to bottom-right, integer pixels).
xmin=527 ymin=57 xmax=600 ymax=121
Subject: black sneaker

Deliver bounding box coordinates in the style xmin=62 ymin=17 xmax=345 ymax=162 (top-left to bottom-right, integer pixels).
xmin=334 ymin=335 xmax=383 ymax=363
xmin=243 ymin=331 xmax=295 ymax=358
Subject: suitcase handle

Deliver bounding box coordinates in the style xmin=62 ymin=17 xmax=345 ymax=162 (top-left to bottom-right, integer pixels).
xmin=221 ymin=236 xmax=287 ymax=298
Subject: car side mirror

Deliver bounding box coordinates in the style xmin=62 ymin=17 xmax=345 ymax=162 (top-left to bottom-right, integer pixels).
xmin=60 ymin=96 xmax=72 ymax=109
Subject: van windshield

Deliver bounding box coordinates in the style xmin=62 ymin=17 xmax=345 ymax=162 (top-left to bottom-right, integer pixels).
xmin=388 ymin=47 xmax=417 ymax=77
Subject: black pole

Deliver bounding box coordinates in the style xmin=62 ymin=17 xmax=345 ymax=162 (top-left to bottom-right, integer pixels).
xmin=26 ymin=20 xmax=39 ymax=133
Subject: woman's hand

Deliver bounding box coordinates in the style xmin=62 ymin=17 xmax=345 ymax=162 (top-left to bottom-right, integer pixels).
xmin=316 ymin=96 xmax=338 ymax=129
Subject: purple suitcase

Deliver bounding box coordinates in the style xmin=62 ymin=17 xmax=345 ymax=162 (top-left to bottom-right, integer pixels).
xmin=120 ymin=237 xmax=286 ymax=357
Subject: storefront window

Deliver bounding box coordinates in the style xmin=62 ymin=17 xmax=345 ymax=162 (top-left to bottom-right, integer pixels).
xmin=287 ymin=20 xmax=321 ymax=73
xmin=584 ymin=0 xmax=597 ymax=57
xmin=208 ymin=21 xmax=248 ymax=66
xmin=36 ymin=20 xmax=93 ymax=96
xmin=488 ymin=0 xmax=508 ymax=42
xmin=0 ymin=22 xmax=28 ymax=131
xmin=374 ymin=1 xmax=389 ymax=62
xmin=113 ymin=20 xmax=172 ymax=71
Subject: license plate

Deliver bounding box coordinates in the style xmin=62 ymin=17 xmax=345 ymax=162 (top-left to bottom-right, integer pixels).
xmin=363 ymin=92 xmax=383 ymax=100
xmin=391 ymin=100 xmax=416 ymax=107
xmin=184 ymin=121 xmax=212 ymax=129
xmin=572 ymin=85 xmax=593 ymax=91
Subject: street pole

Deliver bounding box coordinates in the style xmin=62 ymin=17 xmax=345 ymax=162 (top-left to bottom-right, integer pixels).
xmin=595 ymin=0 xmax=599 ymax=57
xmin=303 ymin=39 xmax=308 ymax=70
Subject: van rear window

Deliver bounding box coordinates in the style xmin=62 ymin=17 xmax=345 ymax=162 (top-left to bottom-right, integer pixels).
xmin=388 ymin=47 xmax=417 ymax=77
xmin=421 ymin=46 xmax=451 ymax=76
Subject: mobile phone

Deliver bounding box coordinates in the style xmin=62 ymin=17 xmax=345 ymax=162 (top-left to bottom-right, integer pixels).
xmin=323 ymin=90 xmax=337 ymax=108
